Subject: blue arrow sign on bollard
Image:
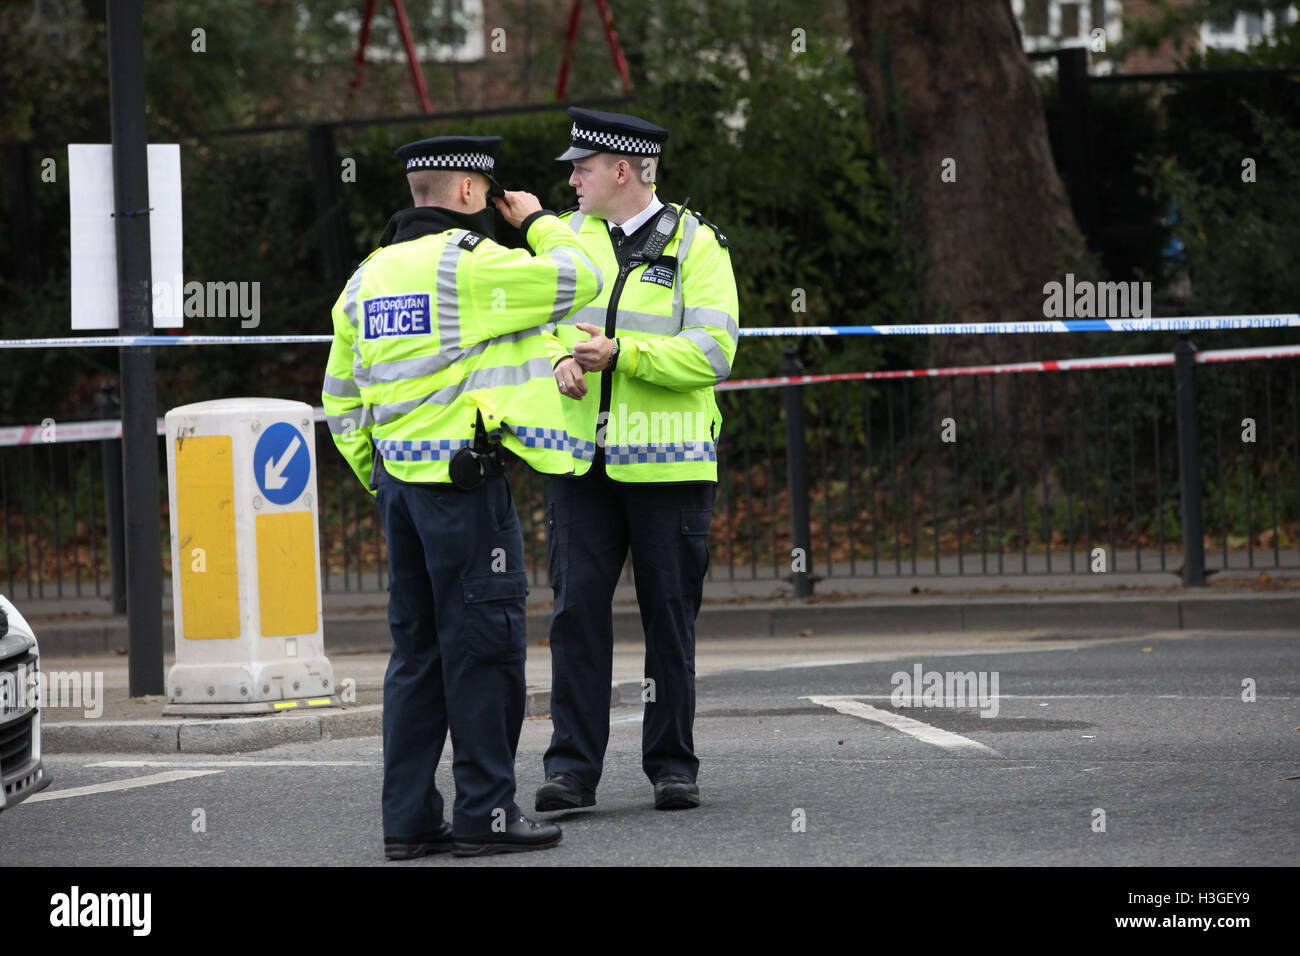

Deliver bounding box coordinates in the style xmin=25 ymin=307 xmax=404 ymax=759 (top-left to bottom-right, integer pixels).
xmin=253 ymin=422 xmax=310 ymax=505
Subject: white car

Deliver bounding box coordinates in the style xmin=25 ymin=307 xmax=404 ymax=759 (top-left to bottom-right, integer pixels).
xmin=0 ymin=595 xmax=51 ymax=812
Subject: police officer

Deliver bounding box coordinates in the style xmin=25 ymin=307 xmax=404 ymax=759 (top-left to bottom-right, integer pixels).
xmin=322 ymin=135 xmax=604 ymax=858
xmin=534 ymin=109 xmax=739 ymax=812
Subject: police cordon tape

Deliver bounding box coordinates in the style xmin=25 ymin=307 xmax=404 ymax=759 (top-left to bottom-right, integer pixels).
xmin=3 ymin=343 xmax=1298 ymax=447
xmin=1 ymin=313 xmax=1299 ymax=350
xmin=715 ymin=344 xmax=1300 ymax=391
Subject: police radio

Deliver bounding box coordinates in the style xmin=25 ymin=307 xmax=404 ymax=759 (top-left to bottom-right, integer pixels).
xmin=448 ymin=413 xmax=505 ymax=489
xmin=637 ymin=196 xmax=688 ymax=264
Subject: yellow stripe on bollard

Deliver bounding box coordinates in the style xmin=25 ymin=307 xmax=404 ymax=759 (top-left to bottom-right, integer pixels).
xmin=255 ymin=511 xmax=319 ymax=637
xmin=176 ymin=435 xmax=241 ymax=639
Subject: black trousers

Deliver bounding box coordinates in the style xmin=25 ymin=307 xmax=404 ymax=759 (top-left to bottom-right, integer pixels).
xmin=543 ymin=469 xmax=715 ymax=790
xmin=377 ymin=468 xmax=528 ymax=838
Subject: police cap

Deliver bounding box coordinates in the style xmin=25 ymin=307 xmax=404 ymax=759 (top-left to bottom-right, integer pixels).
xmin=396 ymin=135 xmax=503 ymax=187
xmin=556 ymin=108 xmax=668 ymax=161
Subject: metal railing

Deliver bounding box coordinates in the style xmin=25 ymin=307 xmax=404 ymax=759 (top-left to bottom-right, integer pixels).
xmin=3 ymin=342 xmax=1296 ymax=602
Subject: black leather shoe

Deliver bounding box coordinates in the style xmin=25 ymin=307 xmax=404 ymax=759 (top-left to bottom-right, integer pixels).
xmin=535 ymin=772 xmax=596 ymax=812
xmin=452 ymin=815 xmax=562 ymax=857
xmin=653 ymin=773 xmax=700 ymax=810
xmin=384 ymin=820 xmax=453 ymax=860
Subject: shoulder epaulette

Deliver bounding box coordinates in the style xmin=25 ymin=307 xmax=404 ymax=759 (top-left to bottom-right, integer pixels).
xmin=689 ymin=211 xmax=729 ymax=249
xmin=558 ymin=205 xmax=580 ymax=217
xmin=457 ymin=230 xmax=487 ymax=252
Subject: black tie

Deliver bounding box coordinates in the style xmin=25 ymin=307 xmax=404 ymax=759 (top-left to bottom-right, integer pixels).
xmin=611 ymin=225 xmax=625 ymax=248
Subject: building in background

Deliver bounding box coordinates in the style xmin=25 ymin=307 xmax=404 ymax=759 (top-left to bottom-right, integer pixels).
xmin=1013 ymin=0 xmax=1298 ymax=72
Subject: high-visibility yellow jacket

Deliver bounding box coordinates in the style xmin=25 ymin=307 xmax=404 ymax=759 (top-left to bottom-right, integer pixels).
xmin=323 ymin=206 xmax=604 ymax=491
xmin=540 ymin=200 xmax=739 ymax=482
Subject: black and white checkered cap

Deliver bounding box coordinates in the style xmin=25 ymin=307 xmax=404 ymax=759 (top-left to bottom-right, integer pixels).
xmin=556 ymin=107 xmax=668 ymax=161
xmin=395 ymin=135 xmax=502 ymax=180
xmin=569 ymin=124 xmax=661 ymax=156
xmin=404 ymin=151 xmax=495 ymax=173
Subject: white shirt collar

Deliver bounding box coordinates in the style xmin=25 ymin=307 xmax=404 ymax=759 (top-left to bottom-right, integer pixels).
xmin=609 ymin=194 xmax=664 ymax=235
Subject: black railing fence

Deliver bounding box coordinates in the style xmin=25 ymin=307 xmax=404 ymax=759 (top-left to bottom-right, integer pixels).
xmin=2 ymin=349 xmax=1297 ymax=603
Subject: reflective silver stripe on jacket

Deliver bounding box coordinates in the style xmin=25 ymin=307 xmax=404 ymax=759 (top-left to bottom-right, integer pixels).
xmin=558 ymin=305 xmax=680 ymax=336
xmin=370 ymin=356 xmax=555 ymax=425
xmin=560 ymin=210 xmax=607 ymax=298
xmin=683 ymin=306 xmax=739 ymax=343
xmin=550 ymin=248 xmax=578 ymax=323
xmin=679 ymin=328 xmax=731 ymax=383
xmin=363 ymin=327 xmax=542 ymax=387
xmin=326 ymin=403 xmax=374 ymax=436
xmin=341 ymin=264 xmax=366 ymax=331
xmin=436 ymin=237 xmax=464 ymax=349
xmin=323 ymin=374 xmax=360 ymax=399
xmin=672 ymin=213 xmax=700 ymax=325
xmin=342 ymin=262 xmax=369 ymax=387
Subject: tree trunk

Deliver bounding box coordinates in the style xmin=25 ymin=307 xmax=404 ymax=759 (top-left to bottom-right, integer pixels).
xmin=846 ymin=0 xmax=1085 ymax=367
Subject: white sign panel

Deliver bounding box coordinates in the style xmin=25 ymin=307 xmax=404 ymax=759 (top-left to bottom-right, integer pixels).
xmin=68 ymin=143 xmax=184 ymax=329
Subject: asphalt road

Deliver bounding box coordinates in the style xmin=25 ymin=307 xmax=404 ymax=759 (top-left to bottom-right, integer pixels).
xmin=4 ymin=629 xmax=1296 ymax=867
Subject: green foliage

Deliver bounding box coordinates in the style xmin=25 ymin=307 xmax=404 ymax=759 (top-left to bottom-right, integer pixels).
xmin=1 ymin=0 xmax=925 ymax=422
xmin=602 ymin=0 xmax=924 ymax=378
xmin=1138 ymin=21 xmax=1300 ymax=320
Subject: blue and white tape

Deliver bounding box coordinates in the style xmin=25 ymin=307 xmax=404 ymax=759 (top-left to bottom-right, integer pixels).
xmin=2 ymin=314 xmax=1298 ymax=349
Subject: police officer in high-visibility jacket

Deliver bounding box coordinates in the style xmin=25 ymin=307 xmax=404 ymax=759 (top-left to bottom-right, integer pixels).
xmin=322 ymin=135 xmax=603 ymax=858
xmin=534 ymin=109 xmax=739 ymax=813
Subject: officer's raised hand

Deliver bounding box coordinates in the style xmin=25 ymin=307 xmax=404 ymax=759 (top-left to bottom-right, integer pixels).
xmin=573 ymin=322 xmax=614 ymax=372
xmin=492 ymin=190 xmax=543 ymax=229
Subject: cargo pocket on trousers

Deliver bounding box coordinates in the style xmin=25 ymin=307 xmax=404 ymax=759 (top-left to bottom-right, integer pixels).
xmin=681 ymin=508 xmax=713 ymax=580
xmin=462 ymin=570 xmax=529 ymax=664
xmin=545 ymin=501 xmax=563 ymax=592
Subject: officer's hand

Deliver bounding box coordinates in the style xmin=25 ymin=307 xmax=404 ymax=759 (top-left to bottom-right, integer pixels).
xmin=573 ymin=322 xmax=613 ymax=372
xmin=492 ymin=190 xmax=543 ymax=229
xmin=555 ymin=357 xmax=588 ymax=399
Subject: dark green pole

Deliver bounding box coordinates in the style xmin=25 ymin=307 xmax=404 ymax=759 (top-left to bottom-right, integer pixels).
xmin=108 ymin=0 xmax=165 ymax=694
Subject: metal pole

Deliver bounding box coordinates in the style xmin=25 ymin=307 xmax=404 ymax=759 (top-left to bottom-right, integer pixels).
xmin=96 ymin=382 xmax=127 ymax=615
xmin=782 ymin=344 xmax=813 ymax=597
xmin=108 ymin=0 xmax=165 ymax=694
xmin=1174 ymin=334 xmax=1206 ymax=586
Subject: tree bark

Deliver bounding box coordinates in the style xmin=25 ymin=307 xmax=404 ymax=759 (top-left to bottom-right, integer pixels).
xmin=846 ymin=0 xmax=1085 ymax=366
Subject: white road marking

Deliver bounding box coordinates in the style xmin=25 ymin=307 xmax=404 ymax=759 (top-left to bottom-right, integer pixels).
xmin=87 ymin=760 xmax=373 ymax=768
xmin=720 ymin=659 xmax=895 ymax=672
xmin=692 ymin=639 xmax=1149 ymax=679
xmin=26 ymin=770 xmax=224 ymax=803
xmin=800 ymin=694 xmax=1286 ymax=701
xmin=805 ymin=695 xmax=1001 ymax=755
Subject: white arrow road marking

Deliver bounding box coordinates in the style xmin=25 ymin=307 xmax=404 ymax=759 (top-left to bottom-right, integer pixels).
xmin=264 ymin=434 xmax=301 ymax=490
xmin=87 ymin=760 xmax=372 ymax=768
xmin=805 ymin=696 xmax=1001 ymax=756
xmin=26 ymin=769 xmax=225 ymax=803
